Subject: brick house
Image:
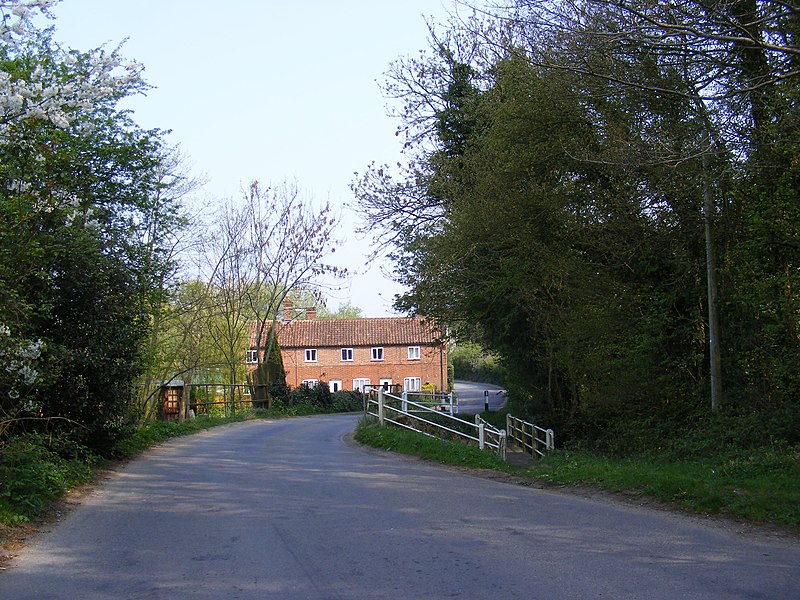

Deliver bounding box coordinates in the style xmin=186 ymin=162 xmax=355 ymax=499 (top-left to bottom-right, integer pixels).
xmin=260 ymin=299 xmax=448 ymax=394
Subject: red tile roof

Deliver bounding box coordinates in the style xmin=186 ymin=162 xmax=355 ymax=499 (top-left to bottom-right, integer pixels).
xmin=275 ymin=316 xmax=443 ymax=348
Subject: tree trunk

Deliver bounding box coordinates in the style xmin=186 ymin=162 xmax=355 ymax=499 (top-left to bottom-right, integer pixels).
xmin=703 ymin=150 xmax=723 ymax=411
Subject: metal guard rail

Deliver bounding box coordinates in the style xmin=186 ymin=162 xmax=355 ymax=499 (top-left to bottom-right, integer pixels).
xmin=506 ymin=414 xmax=554 ymax=458
xmin=365 ymin=388 xmax=506 ymax=458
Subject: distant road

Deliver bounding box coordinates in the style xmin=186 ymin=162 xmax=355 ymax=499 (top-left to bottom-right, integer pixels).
xmin=453 ymin=379 xmax=507 ymax=414
xmin=1 ymin=415 xmax=798 ymax=599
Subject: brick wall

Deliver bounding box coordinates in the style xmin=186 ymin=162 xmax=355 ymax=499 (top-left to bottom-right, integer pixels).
xmin=282 ymin=343 xmax=448 ymax=392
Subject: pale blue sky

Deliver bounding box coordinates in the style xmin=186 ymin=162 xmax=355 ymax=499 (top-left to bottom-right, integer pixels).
xmin=47 ymin=0 xmax=459 ymax=317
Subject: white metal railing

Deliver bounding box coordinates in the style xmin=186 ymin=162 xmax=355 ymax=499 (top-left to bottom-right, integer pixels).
xmin=364 ymin=388 xmax=505 ymax=458
xmin=474 ymin=414 xmax=506 ymax=459
xmin=400 ymin=390 xmax=458 ymax=414
xmin=506 ymin=414 xmax=555 ymax=458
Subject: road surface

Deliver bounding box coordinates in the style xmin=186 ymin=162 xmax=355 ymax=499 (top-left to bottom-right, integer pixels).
xmin=453 ymin=380 xmax=507 ymax=414
xmin=1 ymin=415 xmax=798 ymax=599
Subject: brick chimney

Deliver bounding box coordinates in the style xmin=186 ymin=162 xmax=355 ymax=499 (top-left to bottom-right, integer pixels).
xmin=306 ymin=306 xmax=317 ymax=321
xmin=282 ymin=298 xmax=293 ymax=323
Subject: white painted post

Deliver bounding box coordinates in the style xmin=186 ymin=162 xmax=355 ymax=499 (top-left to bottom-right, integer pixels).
xmin=449 ymin=392 xmax=455 ymax=415
xmin=478 ymin=422 xmax=485 ymax=450
xmin=401 ymin=391 xmax=408 ymax=413
xmin=500 ymin=430 xmax=507 ymax=460
xmin=546 ymin=429 xmax=555 ymax=451
xmin=378 ymin=387 xmax=385 ymax=426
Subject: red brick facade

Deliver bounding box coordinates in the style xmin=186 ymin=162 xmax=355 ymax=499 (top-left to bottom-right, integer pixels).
xmin=270 ymin=303 xmax=448 ymax=393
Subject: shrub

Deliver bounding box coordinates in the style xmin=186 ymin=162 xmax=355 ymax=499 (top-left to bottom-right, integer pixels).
xmin=331 ymin=391 xmax=363 ymax=413
xmin=0 ymin=434 xmax=97 ymax=525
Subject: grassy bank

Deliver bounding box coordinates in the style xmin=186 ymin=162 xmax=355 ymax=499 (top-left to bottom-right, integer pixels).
xmin=355 ymin=419 xmax=800 ymax=527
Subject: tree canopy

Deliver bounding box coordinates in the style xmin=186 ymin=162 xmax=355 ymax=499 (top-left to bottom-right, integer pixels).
xmin=355 ymin=0 xmax=800 ymax=449
xmin=0 ymin=1 xmax=191 ymax=451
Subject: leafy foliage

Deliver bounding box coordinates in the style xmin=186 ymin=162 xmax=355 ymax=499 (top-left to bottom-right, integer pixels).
xmin=0 ymin=2 xmax=189 ymax=453
xmin=355 ymin=1 xmax=800 ymax=451
xmin=0 ymin=433 xmax=97 ymax=525
xmin=449 ymin=342 xmax=505 ymax=385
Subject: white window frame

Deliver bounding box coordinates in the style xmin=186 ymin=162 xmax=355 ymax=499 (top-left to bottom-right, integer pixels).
xmin=407 ymin=346 xmax=421 ymax=360
xmin=246 ymin=348 xmax=259 ymax=363
xmin=404 ymin=377 xmax=422 ymax=392
xmin=371 ymin=347 xmax=384 ymax=361
xmin=302 ymin=379 xmax=320 ymax=387
xmin=341 ymin=347 xmax=353 ymax=361
xmin=304 ymin=348 xmax=317 ymax=362
xmin=379 ymin=378 xmax=393 ymax=391
xmin=328 ymin=380 xmax=342 ymax=393
xmin=353 ymin=378 xmax=371 ymax=392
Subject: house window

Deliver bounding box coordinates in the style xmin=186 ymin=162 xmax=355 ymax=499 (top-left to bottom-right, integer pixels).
xmin=246 ymin=348 xmax=258 ymax=363
xmin=353 ymin=378 xmax=371 ymax=392
xmin=341 ymin=347 xmax=353 ymax=361
xmin=371 ymin=347 xmax=384 ymax=361
xmin=305 ymin=348 xmax=317 ymax=362
xmin=302 ymin=379 xmax=320 ymax=387
xmin=407 ymin=346 xmax=421 ymax=360
xmin=404 ymin=377 xmax=422 ymax=391
xmin=329 ymin=380 xmax=342 ymax=393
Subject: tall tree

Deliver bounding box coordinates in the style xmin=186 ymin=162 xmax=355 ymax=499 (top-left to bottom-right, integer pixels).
xmin=0 ymin=1 xmax=190 ymax=451
xmin=485 ymin=0 xmax=800 ymax=413
xmin=198 ymin=180 xmax=343 ymax=410
xmin=356 ymin=1 xmax=799 ymax=448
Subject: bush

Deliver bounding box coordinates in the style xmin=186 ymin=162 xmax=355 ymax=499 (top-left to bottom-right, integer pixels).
xmin=449 ymin=342 xmax=506 ymax=384
xmin=288 ymin=382 xmax=332 ymax=410
xmin=0 ymin=434 xmax=98 ymax=525
xmin=331 ymin=391 xmax=363 ymax=413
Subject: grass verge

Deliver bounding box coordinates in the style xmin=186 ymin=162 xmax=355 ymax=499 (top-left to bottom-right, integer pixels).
xmin=355 ymin=418 xmax=513 ymax=472
xmin=535 ymin=448 xmax=800 ymax=525
xmin=355 ymin=418 xmax=800 ymax=527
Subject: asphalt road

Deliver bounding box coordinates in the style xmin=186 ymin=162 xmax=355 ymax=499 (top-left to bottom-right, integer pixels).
xmin=452 ymin=380 xmax=507 ymax=414
xmin=1 ymin=415 xmax=798 ymax=599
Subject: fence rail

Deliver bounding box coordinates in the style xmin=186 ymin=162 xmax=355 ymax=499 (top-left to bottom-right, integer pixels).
xmin=400 ymin=390 xmax=458 ymax=415
xmin=506 ymin=414 xmax=555 ymax=458
xmin=365 ymin=388 xmax=506 ymax=459
xmin=474 ymin=413 xmax=506 ymax=458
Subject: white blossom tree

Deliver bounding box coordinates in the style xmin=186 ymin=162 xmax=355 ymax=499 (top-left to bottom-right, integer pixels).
xmin=0 ymin=0 xmax=192 ymax=450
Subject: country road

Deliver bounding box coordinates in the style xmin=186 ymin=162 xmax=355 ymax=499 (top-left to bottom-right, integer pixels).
xmin=452 ymin=380 xmax=507 ymax=414
xmin=1 ymin=414 xmax=798 ymax=599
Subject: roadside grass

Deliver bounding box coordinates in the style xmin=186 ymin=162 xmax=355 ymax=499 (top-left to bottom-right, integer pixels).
xmin=355 ymin=419 xmax=800 ymax=527
xmin=535 ymin=449 xmax=800 ymax=525
xmin=112 ymin=412 xmax=257 ymax=459
xmin=0 ymin=433 xmax=99 ymax=527
xmin=355 ymin=418 xmax=512 ymax=471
